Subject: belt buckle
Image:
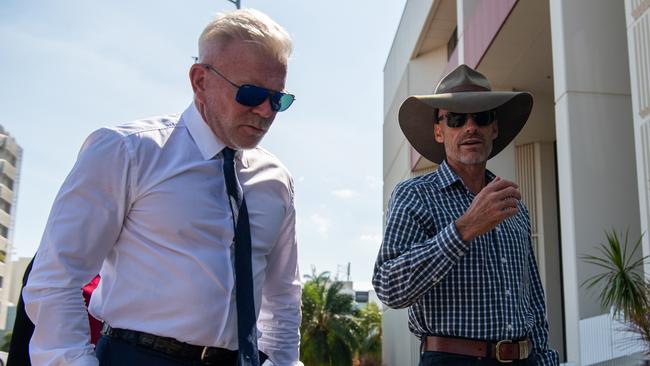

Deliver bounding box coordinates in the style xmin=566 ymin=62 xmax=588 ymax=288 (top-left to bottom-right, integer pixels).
xmin=200 ymin=346 xmax=210 ymax=362
xmin=100 ymin=323 xmax=111 ymax=336
xmin=518 ymin=340 xmax=529 ymax=359
xmin=495 ymin=340 xmax=513 ymax=363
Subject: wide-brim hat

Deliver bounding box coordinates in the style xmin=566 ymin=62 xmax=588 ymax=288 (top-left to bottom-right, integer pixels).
xmin=398 ymin=64 xmax=533 ymax=164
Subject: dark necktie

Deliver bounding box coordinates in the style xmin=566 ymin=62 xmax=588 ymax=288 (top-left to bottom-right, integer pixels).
xmin=222 ymin=147 xmax=260 ymax=366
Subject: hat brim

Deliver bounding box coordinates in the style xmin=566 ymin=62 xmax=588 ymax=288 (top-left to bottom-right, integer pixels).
xmin=398 ymin=91 xmax=533 ymax=164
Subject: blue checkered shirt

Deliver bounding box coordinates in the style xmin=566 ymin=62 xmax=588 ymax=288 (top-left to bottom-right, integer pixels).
xmin=372 ymin=161 xmax=559 ymax=365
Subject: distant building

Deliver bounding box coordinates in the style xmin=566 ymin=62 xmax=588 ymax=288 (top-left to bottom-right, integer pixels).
xmin=8 ymin=257 xmax=31 ymax=306
xmin=382 ymin=0 xmax=649 ymax=365
xmin=354 ymin=290 xmax=381 ymax=309
xmin=0 ymin=125 xmax=22 ymax=330
xmin=0 ymin=256 xmax=32 ymax=339
xmin=336 ymin=280 xmax=381 ymax=310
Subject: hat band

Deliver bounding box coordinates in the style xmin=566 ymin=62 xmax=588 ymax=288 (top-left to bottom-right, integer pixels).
xmin=442 ymin=84 xmax=491 ymax=93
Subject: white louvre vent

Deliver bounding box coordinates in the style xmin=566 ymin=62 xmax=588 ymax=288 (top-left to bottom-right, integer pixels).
xmin=634 ymin=10 xmax=650 ymax=117
xmin=642 ymin=122 xmax=650 ymax=236
xmin=580 ymin=310 xmax=646 ymax=365
xmin=410 ymin=165 xmax=437 ymax=178
xmin=631 ymin=0 xmax=650 ymax=19
xmin=515 ymin=143 xmax=540 ymax=261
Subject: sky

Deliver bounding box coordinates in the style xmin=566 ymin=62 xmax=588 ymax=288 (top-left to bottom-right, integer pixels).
xmin=0 ymin=1 xmax=407 ymax=289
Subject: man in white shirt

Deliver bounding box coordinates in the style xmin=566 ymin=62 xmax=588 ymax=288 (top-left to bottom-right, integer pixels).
xmin=23 ymin=9 xmax=301 ymax=366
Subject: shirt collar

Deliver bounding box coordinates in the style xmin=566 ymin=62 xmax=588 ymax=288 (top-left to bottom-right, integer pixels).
xmin=437 ymin=160 xmax=462 ymax=189
xmin=181 ymin=102 xmax=248 ymax=167
xmin=438 ymin=160 xmax=496 ymax=190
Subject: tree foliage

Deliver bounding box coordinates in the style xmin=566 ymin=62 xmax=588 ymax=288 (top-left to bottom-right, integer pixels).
xmin=356 ymin=302 xmax=382 ymax=366
xmin=1 ymin=331 xmax=12 ymax=352
xmin=300 ymin=269 xmax=381 ymax=366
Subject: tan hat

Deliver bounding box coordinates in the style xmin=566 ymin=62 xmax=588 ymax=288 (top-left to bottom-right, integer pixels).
xmin=398 ymin=64 xmax=533 ymax=164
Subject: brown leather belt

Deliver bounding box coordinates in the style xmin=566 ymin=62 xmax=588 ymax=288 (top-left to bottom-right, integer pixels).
xmin=421 ymin=335 xmax=532 ymax=363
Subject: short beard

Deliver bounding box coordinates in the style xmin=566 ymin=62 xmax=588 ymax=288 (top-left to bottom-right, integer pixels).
xmin=455 ymin=144 xmax=493 ymax=165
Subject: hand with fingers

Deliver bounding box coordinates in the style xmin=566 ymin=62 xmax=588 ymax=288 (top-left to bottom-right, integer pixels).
xmin=455 ymin=177 xmax=522 ymax=242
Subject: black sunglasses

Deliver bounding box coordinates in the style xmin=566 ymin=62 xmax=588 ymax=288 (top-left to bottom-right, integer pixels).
xmin=200 ymin=63 xmax=295 ymax=112
xmin=437 ymin=110 xmax=497 ymax=128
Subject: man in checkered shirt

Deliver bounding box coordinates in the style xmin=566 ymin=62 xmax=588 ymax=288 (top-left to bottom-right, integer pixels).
xmin=372 ymin=64 xmax=559 ymax=365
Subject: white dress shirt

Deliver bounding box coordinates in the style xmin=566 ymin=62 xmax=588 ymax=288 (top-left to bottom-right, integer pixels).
xmin=23 ymin=103 xmax=302 ymax=366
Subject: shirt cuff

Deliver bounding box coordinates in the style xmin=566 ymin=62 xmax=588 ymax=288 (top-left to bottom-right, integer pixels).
xmin=263 ymin=361 xmax=304 ymax=366
xmin=439 ymin=222 xmax=470 ymax=261
xmin=30 ymin=353 xmax=99 ymax=366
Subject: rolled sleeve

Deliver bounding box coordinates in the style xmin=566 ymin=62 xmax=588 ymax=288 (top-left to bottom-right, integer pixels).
xmin=372 ymin=181 xmax=469 ymax=309
xmin=257 ymin=182 xmax=302 ymax=366
xmin=23 ymin=128 xmax=132 ymax=366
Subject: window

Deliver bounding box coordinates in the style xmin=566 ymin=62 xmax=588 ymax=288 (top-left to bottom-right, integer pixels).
xmin=0 ymin=198 xmax=11 ymax=214
xmin=355 ymin=291 xmax=369 ymax=303
xmin=0 ymin=174 xmax=13 ymax=190
xmin=0 ymin=224 xmax=8 ymax=238
xmin=0 ymin=149 xmax=17 ymax=166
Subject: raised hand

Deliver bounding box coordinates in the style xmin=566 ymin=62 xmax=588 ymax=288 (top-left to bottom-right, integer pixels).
xmin=455 ymin=177 xmax=521 ymax=242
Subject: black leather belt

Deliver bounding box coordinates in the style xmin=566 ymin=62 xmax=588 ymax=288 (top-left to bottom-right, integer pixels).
xmin=101 ymin=324 xmax=237 ymax=364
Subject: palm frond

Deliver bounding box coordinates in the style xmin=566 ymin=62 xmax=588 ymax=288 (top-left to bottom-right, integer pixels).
xmin=581 ymin=229 xmax=649 ymax=320
xmin=581 ymin=229 xmax=650 ymax=357
xmin=301 ymin=268 xmax=377 ymax=365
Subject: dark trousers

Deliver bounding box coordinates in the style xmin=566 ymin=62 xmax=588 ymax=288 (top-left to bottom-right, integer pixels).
xmin=419 ymin=351 xmax=536 ymax=366
xmin=96 ymin=336 xmax=267 ymax=366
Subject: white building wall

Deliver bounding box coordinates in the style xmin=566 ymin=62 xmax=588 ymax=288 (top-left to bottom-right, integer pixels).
xmin=625 ymin=0 xmax=650 ymax=274
xmin=549 ymin=0 xmax=641 ymax=364
xmin=383 ymin=0 xmax=436 ymax=118
xmin=487 ymin=143 xmax=516 ymax=182
xmin=381 ymin=307 xmax=420 ymax=366
xmin=383 ymin=70 xmax=412 ymax=207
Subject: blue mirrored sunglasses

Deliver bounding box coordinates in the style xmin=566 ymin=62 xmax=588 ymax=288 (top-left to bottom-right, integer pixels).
xmin=200 ymin=63 xmax=295 ymax=112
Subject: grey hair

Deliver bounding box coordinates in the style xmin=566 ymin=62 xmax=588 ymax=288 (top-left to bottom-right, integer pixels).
xmin=198 ymin=9 xmax=293 ymax=63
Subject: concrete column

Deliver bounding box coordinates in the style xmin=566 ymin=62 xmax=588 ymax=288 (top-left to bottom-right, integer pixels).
xmin=456 ymin=0 xmax=466 ymax=63
xmin=549 ymin=0 xmax=641 ymax=363
xmin=625 ymin=0 xmax=650 ymax=274
xmin=381 ymin=307 xmax=419 ymax=366
xmin=536 ymin=142 xmax=564 ymax=360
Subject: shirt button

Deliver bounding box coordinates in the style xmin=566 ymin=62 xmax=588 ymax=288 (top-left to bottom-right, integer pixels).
xmin=501 ymin=257 xmax=507 ymax=264
xmin=506 ymin=324 xmax=513 ymax=331
xmin=505 ymin=289 xmax=511 ymax=296
xmin=457 ymin=250 xmax=463 ymax=256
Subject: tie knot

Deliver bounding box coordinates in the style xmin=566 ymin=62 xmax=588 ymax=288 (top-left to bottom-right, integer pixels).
xmin=222 ymin=147 xmax=236 ymax=162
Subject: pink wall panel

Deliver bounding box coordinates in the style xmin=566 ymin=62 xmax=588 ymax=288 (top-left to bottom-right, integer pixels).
xmin=464 ymin=0 xmax=517 ymax=68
